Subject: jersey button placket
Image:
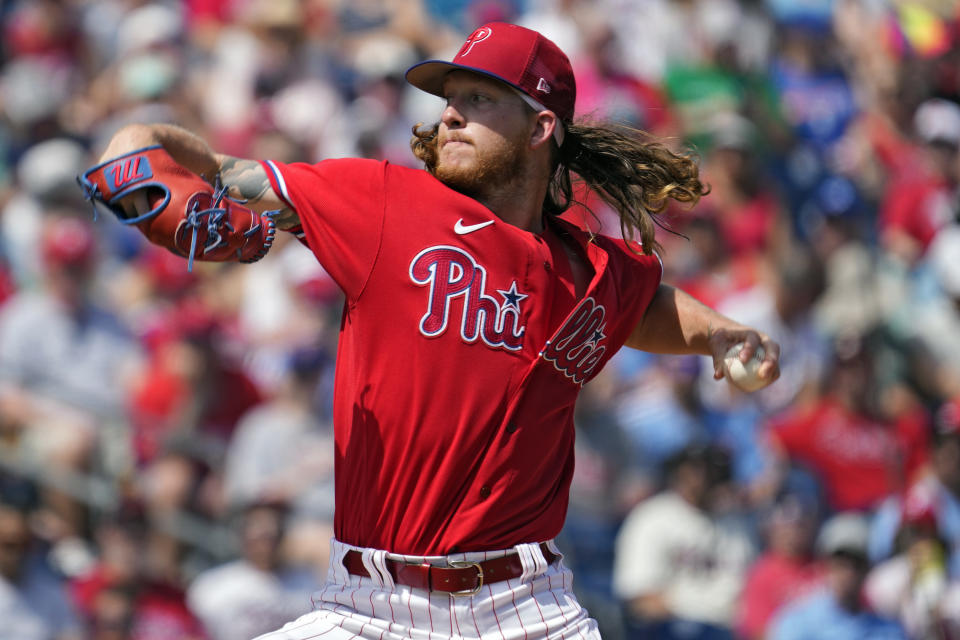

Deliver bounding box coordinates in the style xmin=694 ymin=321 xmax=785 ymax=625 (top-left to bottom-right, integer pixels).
xmin=536 ymin=232 xmax=553 ymax=272
xmin=479 ymin=485 xmax=491 ymax=499
xmin=505 ymin=420 xmax=518 ymax=433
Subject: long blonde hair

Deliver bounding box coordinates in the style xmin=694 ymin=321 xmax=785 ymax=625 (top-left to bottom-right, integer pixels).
xmin=411 ymin=120 xmax=707 ymax=254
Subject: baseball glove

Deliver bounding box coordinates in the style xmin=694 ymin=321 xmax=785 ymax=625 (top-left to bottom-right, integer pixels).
xmin=78 ymin=145 xmax=277 ymax=270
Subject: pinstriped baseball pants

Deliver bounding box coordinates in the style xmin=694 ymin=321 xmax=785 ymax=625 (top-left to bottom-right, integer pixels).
xmin=254 ymin=539 xmax=600 ymax=640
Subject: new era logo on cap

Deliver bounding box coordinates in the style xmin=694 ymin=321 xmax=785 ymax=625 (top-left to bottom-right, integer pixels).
xmin=405 ymin=22 xmax=576 ymax=123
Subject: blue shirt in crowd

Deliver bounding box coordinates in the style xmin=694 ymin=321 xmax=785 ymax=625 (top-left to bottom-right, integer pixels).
xmin=769 ymin=591 xmax=907 ymax=640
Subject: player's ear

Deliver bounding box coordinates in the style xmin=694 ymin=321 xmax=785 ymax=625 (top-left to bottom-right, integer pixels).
xmin=530 ymin=110 xmax=559 ymax=150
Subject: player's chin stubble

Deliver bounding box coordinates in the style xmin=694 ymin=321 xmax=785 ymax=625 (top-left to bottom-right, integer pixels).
xmin=435 ymin=136 xmax=527 ymax=198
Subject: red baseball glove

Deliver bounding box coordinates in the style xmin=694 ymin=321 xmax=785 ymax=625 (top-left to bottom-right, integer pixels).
xmin=78 ymin=145 xmax=277 ymax=270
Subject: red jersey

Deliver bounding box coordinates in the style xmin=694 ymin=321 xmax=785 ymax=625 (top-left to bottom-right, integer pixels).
xmin=263 ymin=158 xmax=662 ymax=555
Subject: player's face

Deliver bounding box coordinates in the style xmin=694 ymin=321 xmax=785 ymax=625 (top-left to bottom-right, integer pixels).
xmin=435 ymin=71 xmax=536 ymax=196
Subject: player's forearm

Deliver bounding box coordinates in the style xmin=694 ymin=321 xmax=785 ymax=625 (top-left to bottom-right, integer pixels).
xmin=99 ymin=123 xmax=220 ymax=179
xmin=626 ymin=284 xmax=747 ymax=355
xmin=215 ymin=155 xmax=299 ymax=225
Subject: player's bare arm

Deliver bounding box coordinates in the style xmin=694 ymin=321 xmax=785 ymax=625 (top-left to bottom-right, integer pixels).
xmin=626 ymin=284 xmax=781 ymax=386
xmin=215 ymin=156 xmax=299 ymax=229
xmin=99 ymin=123 xmax=219 ymax=176
xmin=98 ymin=123 xmax=300 ymax=229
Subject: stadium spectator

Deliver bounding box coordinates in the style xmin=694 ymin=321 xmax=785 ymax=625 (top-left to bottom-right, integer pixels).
xmin=130 ymin=298 xmax=263 ymax=520
xmin=0 ymin=496 xmax=82 ymax=640
xmin=735 ymin=493 xmax=825 ymax=640
xmin=908 ymin=224 xmax=960 ymax=396
xmin=768 ymin=512 xmax=908 ymax=640
xmin=764 ymin=331 xmax=930 ymax=512
xmin=186 ymin=500 xmax=319 ymax=640
xmin=865 ymin=485 xmax=959 ymax=639
xmin=869 ymin=398 xmax=960 ymax=577
xmin=609 ymin=352 xmax=705 ymax=486
xmin=879 ymin=98 xmax=960 ymax=264
xmin=70 ymin=502 xmax=206 ymax=640
xmin=697 ymin=112 xmax=784 ymax=260
xmin=613 ymin=444 xmax=754 ymax=640
xmin=222 ymin=346 xmax=335 ymax=572
xmin=0 ymin=217 xmax=141 ymax=538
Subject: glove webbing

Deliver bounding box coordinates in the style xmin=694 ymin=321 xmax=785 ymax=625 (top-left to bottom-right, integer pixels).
xmin=183 ymin=176 xmax=279 ymax=271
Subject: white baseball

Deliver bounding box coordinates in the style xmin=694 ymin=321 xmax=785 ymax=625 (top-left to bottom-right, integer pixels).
xmin=723 ymin=343 xmax=767 ymax=392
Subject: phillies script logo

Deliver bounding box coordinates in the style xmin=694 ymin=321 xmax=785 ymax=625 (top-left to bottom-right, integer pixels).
xmin=458 ymin=26 xmax=492 ymax=57
xmin=106 ymin=154 xmax=152 ymax=192
xmin=541 ymin=297 xmax=608 ymax=385
xmin=409 ymin=246 xmax=525 ymax=351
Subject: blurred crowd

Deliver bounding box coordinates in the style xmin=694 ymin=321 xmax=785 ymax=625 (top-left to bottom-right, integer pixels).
xmin=0 ymin=0 xmax=960 ymax=638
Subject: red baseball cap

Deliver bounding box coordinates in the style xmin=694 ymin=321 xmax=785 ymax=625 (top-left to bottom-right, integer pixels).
xmin=405 ymin=22 xmax=577 ymax=123
xmin=42 ymin=218 xmax=96 ymax=269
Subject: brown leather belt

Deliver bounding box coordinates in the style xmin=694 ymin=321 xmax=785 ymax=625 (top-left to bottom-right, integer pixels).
xmin=342 ymin=542 xmax=558 ymax=597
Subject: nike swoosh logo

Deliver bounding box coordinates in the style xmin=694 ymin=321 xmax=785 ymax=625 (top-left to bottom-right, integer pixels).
xmin=454 ymin=219 xmax=495 ymax=235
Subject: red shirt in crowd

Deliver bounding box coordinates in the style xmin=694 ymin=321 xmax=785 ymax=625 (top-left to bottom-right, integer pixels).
xmin=736 ymin=553 xmax=825 ymax=639
xmin=768 ymin=398 xmax=929 ymax=511
xmin=72 ymin=568 xmax=207 ymax=640
xmin=880 ymin=175 xmax=954 ymax=254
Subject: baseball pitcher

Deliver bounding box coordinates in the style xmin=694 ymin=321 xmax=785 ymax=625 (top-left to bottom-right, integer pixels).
xmin=81 ymin=22 xmax=781 ymax=640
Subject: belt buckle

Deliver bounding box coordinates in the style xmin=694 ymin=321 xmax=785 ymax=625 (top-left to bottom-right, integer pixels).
xmin=447 ymin=559 xmax=483 ymax=597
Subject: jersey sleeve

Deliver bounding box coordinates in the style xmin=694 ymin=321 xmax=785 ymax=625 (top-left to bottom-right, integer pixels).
xmin=262 ymin=158 xmax=386 ymax=302
xmin=607 ymin=238 xmax=664 ymax=336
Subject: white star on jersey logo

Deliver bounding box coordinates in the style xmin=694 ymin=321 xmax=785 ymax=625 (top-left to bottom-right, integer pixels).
xmin=497 ymin=281 xmax=528 ymax=309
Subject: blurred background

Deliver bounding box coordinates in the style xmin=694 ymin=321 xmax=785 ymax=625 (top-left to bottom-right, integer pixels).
xmin=1 ymin=0 xmax=960 ymax=638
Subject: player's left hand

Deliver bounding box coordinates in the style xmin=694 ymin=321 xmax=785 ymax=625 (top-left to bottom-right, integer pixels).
xmin=78 ymin=145 xmax=278 ymax=270
xmin=706 ymin=327 xmax=781 ymax=388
